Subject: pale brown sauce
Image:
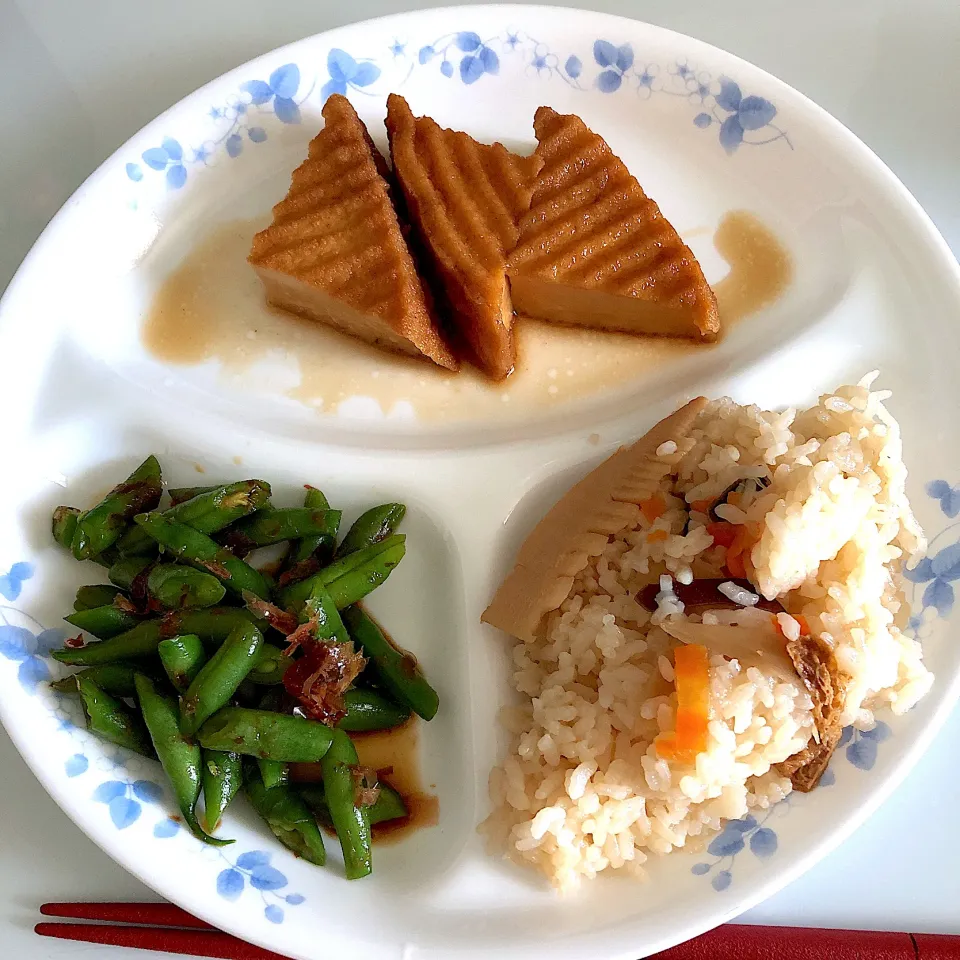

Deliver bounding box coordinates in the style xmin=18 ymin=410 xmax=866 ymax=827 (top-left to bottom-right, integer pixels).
xmin=142 ymin=211 xmax=791 ymax=422
xmin=289 ymin=717 xmax=439 ymax=845
xmin=712 ymin=210 xmax=793 ymax=324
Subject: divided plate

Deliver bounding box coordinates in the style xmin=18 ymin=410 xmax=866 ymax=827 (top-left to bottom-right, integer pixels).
xmin=1 ymin=7 xmax=960 ymax=960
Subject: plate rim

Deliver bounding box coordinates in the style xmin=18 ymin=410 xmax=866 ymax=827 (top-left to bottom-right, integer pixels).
xmin=1 ymin=6 xmax=959 ymax=960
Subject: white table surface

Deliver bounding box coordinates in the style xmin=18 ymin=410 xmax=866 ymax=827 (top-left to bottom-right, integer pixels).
xmin=2 ymin=0 xmax=959 ymax=956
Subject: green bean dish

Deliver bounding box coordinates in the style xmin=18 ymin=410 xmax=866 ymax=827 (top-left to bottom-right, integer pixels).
xmin=49 ymin=463 xmax=436 ymax=880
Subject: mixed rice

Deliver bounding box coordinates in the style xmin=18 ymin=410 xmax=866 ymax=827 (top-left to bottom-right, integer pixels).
xmin=483 ymin=375 xmax=933 ymax=890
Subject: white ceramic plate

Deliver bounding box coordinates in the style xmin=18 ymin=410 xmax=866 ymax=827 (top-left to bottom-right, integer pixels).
xmin=2 ymin=6 xmax=960 ymax=959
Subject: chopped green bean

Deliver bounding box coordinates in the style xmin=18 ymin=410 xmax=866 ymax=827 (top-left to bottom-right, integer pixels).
xmin=118 ymin=480 xmax=272 ymax=556
xmin=168 ymin=485 xmax=217 ymax=505
xmin=72 ymin=456 xmax=163 ymax=561
xmin=248 ymin=645 xmax=291 ymax=685
xmin=335 ymin=503 xmax=406 ymax=559
xmin=248 ymin=692 xmax=293 ymax=798
xmin=197 ymin=707 xmax=334 ymax=762
xmin=224 ymin=507 xmax=341 ymax=553
xmin=170 ymin=607 xmax=259 ymax=643
xmin=73 ymin=584 xmax=123 ymax=612
xmin=158 ymin=634 xmax=208 ymax=692
xmin=202 ymin=750 xmax=243 ymax=834
xmin=302 ymin=581 xmax=350 ymax=644
xmin=52 ymin=607 xmax=255 ymax=666
xmin=180 ymin=622 xmax=263 ymax=736
xmin=321 ymin=729 xmax=372 ymax=879
xmin=134 ymin=513 xmax=271 ymax=600
xmin=343 ymin=606 xmax=438 ymax=721
xmin=257 ymin=759 xmax=289 ymax=790
xmin=51 ymin=664 xmax=144 ymax=699
xmin=134 ymin=673 xmax=230 ymax=845
xmin=73 ymin=675 xmax=153 ymax=756
xmin=278 ymin=535 xmax=406 ymax=612
xmin=298 ymin=781 xmax=407 ymax=828
xmin=108 ymin=556 xmax=152 ymax=591
xmin=148 ymin=564 xmax=226 ymax=609
xmin=279 ymin=487 xmax=338 ymax=585
xmin=53 ymin=620 xmax=164 ymax=665
xmin=243 ymin=761 xmax=325 ymax=866
xmin=65 ymin=604 xmax=142 ymax=640
xmin=338 ymin=688 xmax=412 ymax=732
xmin=53 ymin=507 xmax=81 ymax=550
xmin=114 ymin=528 xmax=159 ymax=558
xmin=177 ymin=480 xmax=272 ymax=532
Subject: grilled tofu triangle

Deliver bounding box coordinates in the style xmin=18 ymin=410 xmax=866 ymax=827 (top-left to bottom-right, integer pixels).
xmin=385 ymin=94 xmax=543 ymax=380
xmin=249 ymin=94 xmax=458 ymax=370
xmin=508 ymin=107 xmax=720 ymax=341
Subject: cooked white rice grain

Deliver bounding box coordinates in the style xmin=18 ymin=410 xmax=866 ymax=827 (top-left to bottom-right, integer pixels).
xmin=718 ymin=581 xmax=760 ymax=606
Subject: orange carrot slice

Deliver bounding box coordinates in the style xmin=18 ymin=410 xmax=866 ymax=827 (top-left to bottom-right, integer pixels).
xmin=655 ymin=644 xmax=711 ymax=765
xmin=640 ymin=494 xmax=666 ymax=524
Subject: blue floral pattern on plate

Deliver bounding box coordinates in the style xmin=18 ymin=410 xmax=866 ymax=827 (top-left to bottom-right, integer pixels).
xmin=691 ymin=76 xmax=785 ymax=153
xmin=126 ymin=63 xmax=314 ymax=189
xmin=903 ymin=480 xmax=960 ymax=618
xmin=692 ymin=808 xmax=782 ymax=891
xmin=321 ymin=50 xmax=382 ymax=101
xmin=837 ymin=721 xmax=892 ymax=772
xmin=0 ymin=561 xmax=33 ymax=601
xmin=418 ymin=32 xmax=501 ymax=84
xmin=0 ymin=565 xmax=308 ymax=922
xmin=92 ymin=777 xmax=166 ymax=830
xmin=60 ymin=747 xmax=181 ymax=836
xmin=584 ymin=42 xmax=787 ymax=151
xmin=0 ymin=602 xmax=61 ymax=693
xmin=217 ymin=850 xmax=306 ymax=924
xmin=122 ymin=25 xmax=790 ymax=191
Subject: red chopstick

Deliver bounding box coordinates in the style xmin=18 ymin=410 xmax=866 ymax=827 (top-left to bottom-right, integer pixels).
xmin=651 ymin=925 xmax=960 ymax=959
xmin=36 ymin=903 xmax=960 ymax=960
xmin=34 ymin=923 xmax=290 ymax=960
xmin=40 ymin=901 xmax=215 ymax=929
xmin=37 ymin=903 xmax=289 ymax=960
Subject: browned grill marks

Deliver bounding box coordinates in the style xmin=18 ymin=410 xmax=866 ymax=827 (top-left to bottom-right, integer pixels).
xmin=507 ymin=106 xmax=720 ymax=340
xmin=385 ymin=93 xmax=542 ymax=380
xmin=248 ymin=94 xmax=458 ymax=370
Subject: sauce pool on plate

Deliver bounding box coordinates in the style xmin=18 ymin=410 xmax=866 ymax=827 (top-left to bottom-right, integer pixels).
xmin=142 ymin=211 xmax=791 ymax=421
xmin=289 ymin=718 xmax=439 ymax=844
xmin=712 ymin=210 xmax=792 ymax=323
